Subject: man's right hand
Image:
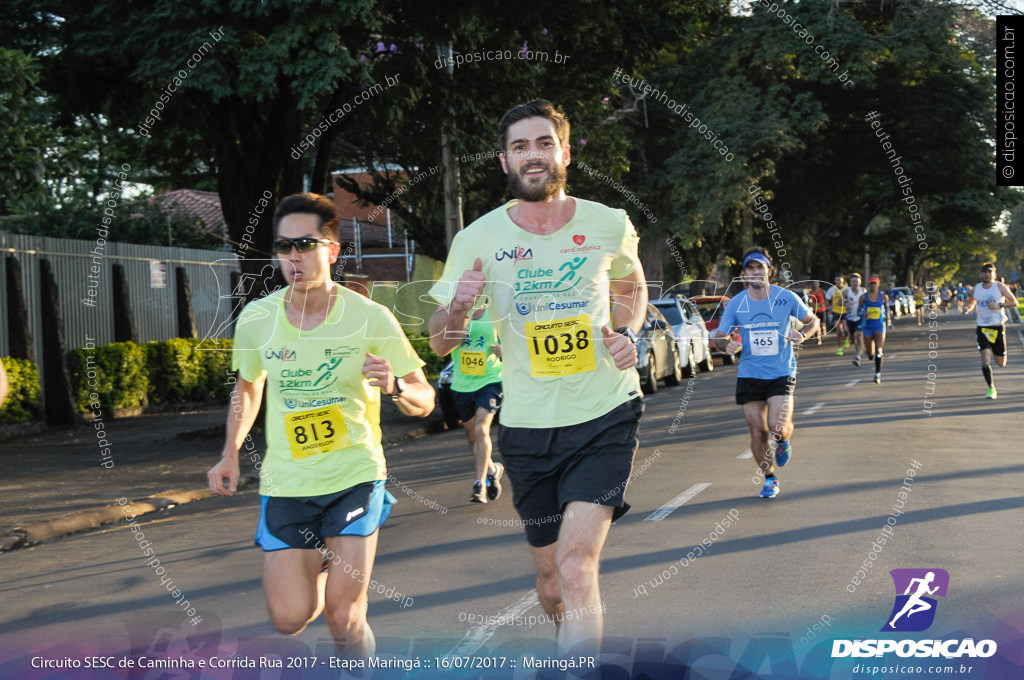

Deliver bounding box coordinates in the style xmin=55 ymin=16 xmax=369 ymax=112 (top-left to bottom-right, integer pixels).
xmin=451 ymin=258 xmax=485 ymax=316
xmin=207 ymin=455 xmax=240 ymax=496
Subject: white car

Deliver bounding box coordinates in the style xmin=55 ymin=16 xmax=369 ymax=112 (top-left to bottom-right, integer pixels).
xmin=652 ymin=296 xmax=714 ymax=377
xmin=893 ymin=287 xmax=915 ymax=314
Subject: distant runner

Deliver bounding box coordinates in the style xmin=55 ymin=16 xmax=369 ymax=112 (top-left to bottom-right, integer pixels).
xmin=826 ymin=275 xmax=849 ymax=355
xmin=845 ymin=274 xmax=866 ymax=366
xmin=861 ymin=276 xmax=888 ymax=384
xmin=714 ymin=247 xmax=819 ymax=499
xmin=963 ymin=263 xmax=1016 ymax=399
xmin=444 ymin=304 xmax=505 ymax=503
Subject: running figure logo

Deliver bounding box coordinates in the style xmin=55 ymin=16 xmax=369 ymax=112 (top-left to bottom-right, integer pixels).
xmin=882 ymin=568 xmax=949 ymax=632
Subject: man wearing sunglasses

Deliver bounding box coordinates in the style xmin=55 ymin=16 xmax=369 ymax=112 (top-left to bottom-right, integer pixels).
xmin=207 ymin=193 xmax=434 ymax=656
xmin=428 ymin=100 xmax=646 ymax=654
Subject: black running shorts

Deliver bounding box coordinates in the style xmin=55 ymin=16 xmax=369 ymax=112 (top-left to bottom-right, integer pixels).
xmin=452 ymin=381 xmax=503 ymax=423
xmin=255 ymin=480 xmax=394 ymax=551
xmin=497 ymin=398 xmax=643 ymax=547
xmin=736 ymin=375 xmax=796 ymax=405
xmin=976 ymin=325 xmax=1007 ymax=357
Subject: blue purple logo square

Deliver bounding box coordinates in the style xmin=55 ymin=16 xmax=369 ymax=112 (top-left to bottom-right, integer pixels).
xmin=881 ymin=568 xmax=949 ymax=632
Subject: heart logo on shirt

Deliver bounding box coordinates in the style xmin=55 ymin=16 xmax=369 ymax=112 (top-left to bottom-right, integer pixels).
xmin=573 ymin=234 xmax=585 ymax=245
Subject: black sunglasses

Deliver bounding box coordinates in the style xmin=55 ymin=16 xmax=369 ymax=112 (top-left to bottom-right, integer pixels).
xmin=273 ymin=237 xmax=331 ymax=254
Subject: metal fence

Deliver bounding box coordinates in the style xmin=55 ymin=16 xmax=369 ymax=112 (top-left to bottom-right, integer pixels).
xmin=1 ymin=231 xmax=240 ymax=366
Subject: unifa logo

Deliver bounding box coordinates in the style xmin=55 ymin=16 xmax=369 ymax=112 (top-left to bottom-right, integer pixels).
xmin=495 ymin=246 xmax=533 ymax=261
xmin=264 ymin=347 xmax=296 ymax=361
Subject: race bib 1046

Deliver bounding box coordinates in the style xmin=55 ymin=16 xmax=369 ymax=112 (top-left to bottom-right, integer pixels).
xmin=460 ymin=350 xmax=487 ymax=376
xmin=525 ymin=314 xmax=597 ymax=377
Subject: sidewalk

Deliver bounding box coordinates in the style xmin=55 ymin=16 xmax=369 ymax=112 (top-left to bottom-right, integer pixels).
xmin=0 ymin=401 xmax=444 ymax=552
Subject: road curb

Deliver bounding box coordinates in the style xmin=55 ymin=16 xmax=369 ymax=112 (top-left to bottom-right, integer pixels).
xmin=0 ymin=422 xmax=440 ymax=554
xmin=0 ymin=486 xmax=218 ymax=554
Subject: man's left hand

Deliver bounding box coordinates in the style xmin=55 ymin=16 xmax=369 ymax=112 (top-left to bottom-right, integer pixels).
xmin=602 ymin=325 xmax=638 ymax=370
xmin=363 ymin=352 xmax=395 ymax=394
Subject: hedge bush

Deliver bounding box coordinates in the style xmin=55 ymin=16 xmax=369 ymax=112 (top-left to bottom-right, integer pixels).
xmin=58 ymin=330 xmax=444 ymax=417
xmin=68 ymin=342 xmax=149 ymax=412
xmin=69 ymin=338 xmax=235 ymax=413
xmin=407 ymin=333 xmax=449 ymax=381
xmin=0 ymin=357 xmax=41 ymax=424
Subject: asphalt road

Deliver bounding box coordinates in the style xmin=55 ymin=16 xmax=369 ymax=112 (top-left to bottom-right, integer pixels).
xmin=2 ymin=312 xmax=1022 ymax=679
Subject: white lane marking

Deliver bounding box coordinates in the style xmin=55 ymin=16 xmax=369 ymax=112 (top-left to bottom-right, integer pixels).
xmin=885 ymin=353 xmax=898 ymax=360
xmin=802 ymin=402 xmax=826 ymax=416
xmin=844 ymin=379 xmax=860 ymax=388
xmin=737 ymin=449 xmax=753 ymax=459
xmin=447 ymin=590 xmax=540 ymax=656
xmin=644 ymin=483 xmax=712 ymax=522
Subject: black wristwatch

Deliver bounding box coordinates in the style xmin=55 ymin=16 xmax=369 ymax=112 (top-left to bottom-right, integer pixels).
xmin=389 ymin=377 xmax=406 ymax=401
xmin=615 ymin=326 xmax=639 ymax=344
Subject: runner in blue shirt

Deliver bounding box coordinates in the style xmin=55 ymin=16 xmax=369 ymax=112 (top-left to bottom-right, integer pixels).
xmin=861 ymin=276 xmax=888 ymax=383
xmin=713 ymin=247 xmax=818 ymax=499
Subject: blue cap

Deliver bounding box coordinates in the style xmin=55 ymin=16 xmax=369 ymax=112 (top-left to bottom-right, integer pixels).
xmin=742 ymin=252 xmax=772 ymax=268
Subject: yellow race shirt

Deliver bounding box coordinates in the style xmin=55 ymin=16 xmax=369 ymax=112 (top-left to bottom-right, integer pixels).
xmin=430 ymin=198 xmax=642 ymax=428
xmin=232 ymin=283 xmax=425 ymax=496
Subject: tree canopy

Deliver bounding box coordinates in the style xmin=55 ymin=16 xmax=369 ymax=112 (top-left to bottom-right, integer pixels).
xmin=2 ymin=0 xmax=1017 ymax=287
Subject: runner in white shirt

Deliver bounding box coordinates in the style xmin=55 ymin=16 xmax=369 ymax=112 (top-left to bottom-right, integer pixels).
xmin=963 ymin=263 xmax=1017 ymax=399
xmin=844 ymin=274 xmax=866 ymax=366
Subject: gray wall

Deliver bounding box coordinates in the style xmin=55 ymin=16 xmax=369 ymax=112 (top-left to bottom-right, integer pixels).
xmin=1 ymin=231 xmax=240 ymax=370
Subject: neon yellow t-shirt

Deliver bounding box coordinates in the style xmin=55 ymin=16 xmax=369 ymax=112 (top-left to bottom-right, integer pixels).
xmin=232 ymin=283 xmax=425 ymax=496
xmin=429 ymin=198 xmax=642 ymax=428
xmin=452 ymin=307 xmax=502 ymax=392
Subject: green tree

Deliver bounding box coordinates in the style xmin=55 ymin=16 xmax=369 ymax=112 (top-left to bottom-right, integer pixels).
xmin=0 ymin=47 xmax=53 ymax=215
xmin=608 ymin=0 xmax=1019 ymax=286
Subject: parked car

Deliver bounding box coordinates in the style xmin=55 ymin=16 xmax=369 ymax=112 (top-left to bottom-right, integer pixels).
xmin=652 ymin=295 xmax=713 ymax=377
xmin=636 ymin=304 xmax=682 ymax=394
xmin=893 ymin=286 xmax=915 ymax=315
xmin=690 ymin=295 xmax=741 ymax=365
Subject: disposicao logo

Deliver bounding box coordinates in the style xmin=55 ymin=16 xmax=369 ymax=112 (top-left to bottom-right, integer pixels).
xmin=882 ymin=568 xmax=948 ymax=632
xmin=831 ymin=568 xmax=997 ymax=660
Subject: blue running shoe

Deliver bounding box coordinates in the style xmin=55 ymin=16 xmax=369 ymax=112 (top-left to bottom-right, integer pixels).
xmin=775 ymin=440 xmax=792 ymax=467
xmin=760 ymin=477 xmax=780 ymax=499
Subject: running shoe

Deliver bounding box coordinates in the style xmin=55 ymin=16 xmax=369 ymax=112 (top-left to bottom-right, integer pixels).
xmin=836 ymin=348 xmax=844 ymax=356
xmin=844 ymin=338 xmax=851 ymax=348
xmin=759 ymin=477 xmax=780 ymax=499
xmin=852 ymin=356 xmax=861 ymax=366
xmin=470 ymin=482 xmax=487 ymax=503
xmin=775 ymin=440 xmax=792 ymax=467
xmin=486 ymin=462 xmax=504 ymax=501
xmin=874 ymin=373 xmax=881 ymax=384
xmin=986 ymin=387 xmax=998 ymax=400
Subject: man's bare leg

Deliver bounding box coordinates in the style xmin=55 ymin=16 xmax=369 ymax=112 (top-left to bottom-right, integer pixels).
xmin=552 ymin=501 xmax=613 ymax=654
xmin=263 ymin=548 xmax=326 ymax=635
xmin=743 ymin=401 xmax=772 ymax=478
xmin=322 ymin=532 xmax=379 ymax=657
xmin=531 ymin=542 xmax=564 ymax=622
xmin=471 ymin=408 xmax=496 ymax=486
xmin=766 ymin=394 xmax=795 ymax=444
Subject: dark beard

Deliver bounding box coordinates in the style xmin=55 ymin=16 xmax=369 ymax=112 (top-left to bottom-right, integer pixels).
xmin=507 ymin=162 xmax=567 ymax=202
